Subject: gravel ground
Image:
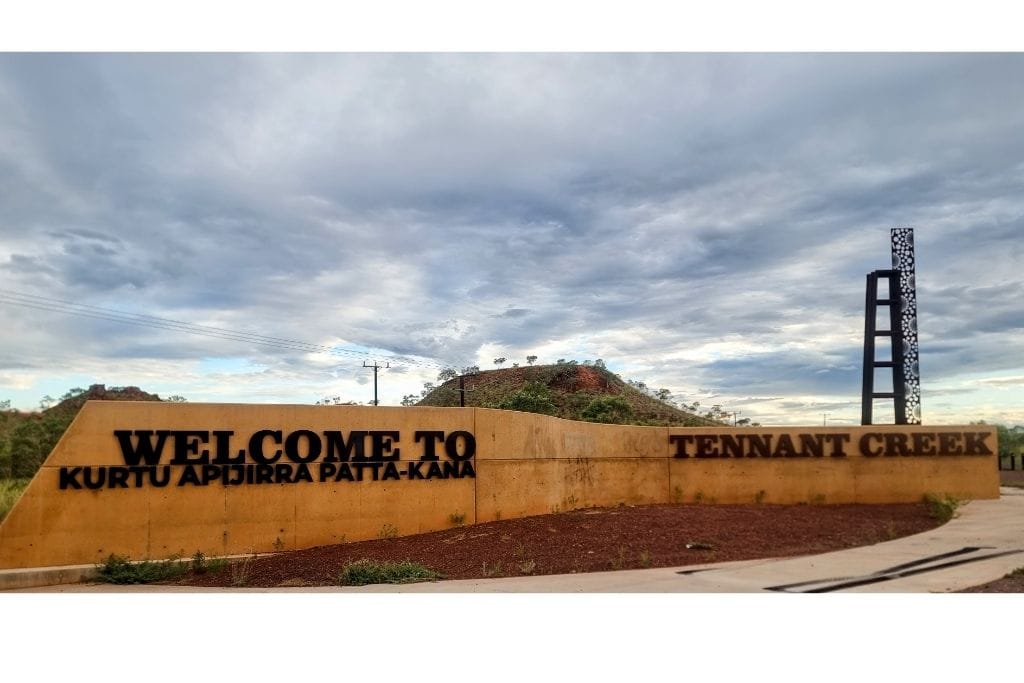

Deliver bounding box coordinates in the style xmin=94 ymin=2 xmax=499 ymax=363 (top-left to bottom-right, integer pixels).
xmin=173 ymin=501 xmax=943 ymax=588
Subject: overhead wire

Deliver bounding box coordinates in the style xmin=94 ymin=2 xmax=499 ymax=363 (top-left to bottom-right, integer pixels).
xmin=0 ymin=288 xmax=448 ymax=371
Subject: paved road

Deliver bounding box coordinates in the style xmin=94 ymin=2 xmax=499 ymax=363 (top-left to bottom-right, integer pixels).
xmin=8 ymin=487 xmax=1023 ymax=593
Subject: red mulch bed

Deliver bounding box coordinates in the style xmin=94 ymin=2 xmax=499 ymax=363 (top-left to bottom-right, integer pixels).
xmin=175 ymin=502 xmax=942 ymax=588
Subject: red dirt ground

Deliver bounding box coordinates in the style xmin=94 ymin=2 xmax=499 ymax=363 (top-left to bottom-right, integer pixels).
xmin=176 ymin=501 xmax=943 ymax=588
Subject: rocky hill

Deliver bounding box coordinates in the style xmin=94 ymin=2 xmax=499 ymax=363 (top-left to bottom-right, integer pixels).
xmin=416 ymin=363 xmax=714 ymax=427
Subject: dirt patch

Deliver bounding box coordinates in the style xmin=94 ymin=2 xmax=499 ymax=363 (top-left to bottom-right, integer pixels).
xmin=175 ymin=502 xmax=941 ymax=589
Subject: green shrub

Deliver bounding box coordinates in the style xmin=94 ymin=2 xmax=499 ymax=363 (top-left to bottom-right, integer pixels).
xmin=338 ymin=559 xmax=442 ymax=586
xmin=95 ymin=553 xmax=187 ymax=584
xmin=190 ymin=551 xmax=229 ymax=575
xmin=495 ymin=382 xmax=556 ymax=415
xmin=923 ymin=492 xmax=962 ymax=522
xmin=581 ymin=395 xmax=634 ymax=424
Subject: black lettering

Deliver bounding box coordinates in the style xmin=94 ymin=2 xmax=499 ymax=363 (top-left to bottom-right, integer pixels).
xmin=370 ymin=431 xmax=400 ymax=462
xmin=859 ymin=433 xmax=883 ymax=457
xmin=720 ymin=434 xmax=743 ymax=458
xmin=294 ymin=464 xmax=313 ymax=483
xmin=249 ymin=430 xmax=283 ymax=464
xmin=171 ymin=430 xmax=211 ymax=465
xmin=938 ymin=432 xmax=964 ymax=455
xmin=407 ymin=461 xmax=425 ymax=479
xmin=798 ymin=434 xmax=824 ymax=458
xmin=445 ymin=431 xmax=476 ymax=461
xmin=884 ymin=433 xmax=911 ymax=457
xmin=115 ymin=430 xmax=171 ymax=466
xmin=912 ymin=432 xmax=937 ymax=456
xmin=59 ymin=466 xmax=83 ymax=489
xmin=426 ymin=462 xmax=444 ymax=479
xmin=83 ymin=466 xmax=106 ymax=490
xmin=324 ymin=431 xmax=366 ymax=462
xmin=460 ymin=461 xmax=475 ymax=478
xmin=334 ymin=464 xmax=355 ymax=482
xmin=746 ymin=434 xmax=772 ymax=458
xmin=212 ymin=431 xmax=243 ymax=464
xmin=319 ymin=463 xmax=337 ymax=482
xmin=773 ymin=434 xmax=798 ymax=458
xmin=201 ymin=465 xmax=221 ymax=485
xmin=129 ymin=467 xmax=147 ymax=487
xmin=227 ymin=465 xmax=245 ymax=486
xmin=825 ymin=434 xmax=851 ymax=457
xmin=150 ymin=466 xmax=171 ymax=487
xmin=177 ymin=465 xmax=201 ymax=486
xmin=108 ymin=467 xmax=130 ymax=488
xmin=415 ymin=431 xmax=445 ymax=461
xmin=695 ymin=435 xmax=719 ymax=458
xmin=382 ymin=462 xmax=401 ymax=480
xmin=275 ymin=463 xmax=295 ymax=483
xmin=285 ymin=430 xmax=322 ymax=464
xmin=256 ymin=464 xmax=275 ymax=484
xmin=669 ymin=434 xmax=694 ymax=458
xmin=964 ymin=432 xmax=993 ymax=456
xmin=442 ymin=461 xmax=459 ymax=478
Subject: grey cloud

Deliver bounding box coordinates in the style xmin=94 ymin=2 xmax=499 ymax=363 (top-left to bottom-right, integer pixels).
xmin=0 ymin=53 xmax=1022 ymax=421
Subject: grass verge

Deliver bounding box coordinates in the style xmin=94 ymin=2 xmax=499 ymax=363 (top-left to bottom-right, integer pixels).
xmin=338 ymin=559 xmax=442 ymax=586
xmin=95 ymin=553 xmax=188 ymax=584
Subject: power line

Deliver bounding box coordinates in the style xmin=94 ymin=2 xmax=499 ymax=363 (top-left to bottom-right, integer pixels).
xmin=0 ymin=288 xmax=446 ymax=370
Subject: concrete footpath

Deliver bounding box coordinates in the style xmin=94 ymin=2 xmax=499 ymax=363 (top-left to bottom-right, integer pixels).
xmin=6 ymin=487 xmax=1024 ymax=593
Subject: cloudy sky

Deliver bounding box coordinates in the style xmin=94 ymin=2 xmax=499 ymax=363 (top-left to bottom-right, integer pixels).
xmin=0 ymin=53 xmax=1021 ymax=426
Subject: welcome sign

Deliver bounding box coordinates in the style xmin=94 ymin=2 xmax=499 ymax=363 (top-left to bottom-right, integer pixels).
xmin=0 ymin=401 xmax=999 ymax=570
xmin=59 ymin=428 xmax=477 ymax=490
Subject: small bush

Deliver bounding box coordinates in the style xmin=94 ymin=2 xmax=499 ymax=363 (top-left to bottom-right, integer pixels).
xmin=923 ymin=493 xmax=962 ymax=522
xmin=95 ymin=553 xmax=186 ymax=584
xmin=377 ymin=523 xmax=399 ymax=539
xmin=448 ymin=512 xmax=466 ymax=526
xmin=190 ymin=551 xmax=229 ymax=575
xmin=338 ymin=559 xmax=442 ymax=586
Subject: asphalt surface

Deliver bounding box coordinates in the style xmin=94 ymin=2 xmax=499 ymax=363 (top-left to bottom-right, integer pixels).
xmin=7 ymin=487 xmax=1023 ymax=593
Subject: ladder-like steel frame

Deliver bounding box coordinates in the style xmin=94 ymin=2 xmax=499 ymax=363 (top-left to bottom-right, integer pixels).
xmin=862 ymin=270 xmax=907 ymax=424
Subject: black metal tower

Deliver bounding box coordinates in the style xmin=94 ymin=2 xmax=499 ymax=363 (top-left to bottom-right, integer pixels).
xmin=861 ymin=228 xmax=921 ymax=425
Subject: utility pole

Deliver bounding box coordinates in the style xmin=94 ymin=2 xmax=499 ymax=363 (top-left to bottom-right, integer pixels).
xmin=823 ymin=413 xmax=830 ymax=426
xmin=362 ymin=361 xmax=389 ymax=406
xmin=456 ymin=374 xmax=477 ymax=407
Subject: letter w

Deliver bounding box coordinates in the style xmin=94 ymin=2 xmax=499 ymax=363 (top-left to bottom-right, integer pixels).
xmin=114 ymin=430 xmax=171 ymax=465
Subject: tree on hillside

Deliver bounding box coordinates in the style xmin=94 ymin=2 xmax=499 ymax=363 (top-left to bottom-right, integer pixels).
xmin=526 ymin=355 xmax=538 ymax=366
xmin=461 ymin=365 xmax=480 ymax=375
xmin=495 ymin=382 xmax=556 ymax=415
xmin=401 ymin=394 xmax=419 ymax=407
xmin=493 ymin=357 xmax=506 ymax=367
xmin=581 ymin=396 xmax=634 ymax=424
xmin=165 ymin=395 xmax=188 ymax=403
xmin=437 ymin=367 xmax=458 ymax=382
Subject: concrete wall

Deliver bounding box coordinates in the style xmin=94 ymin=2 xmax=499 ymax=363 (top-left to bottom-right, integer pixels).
xmin=0 ymin=402 xmax=999 ymax=569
